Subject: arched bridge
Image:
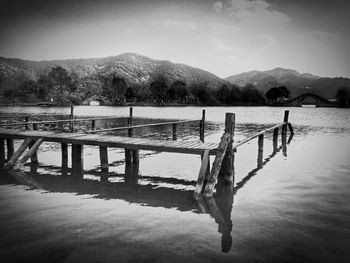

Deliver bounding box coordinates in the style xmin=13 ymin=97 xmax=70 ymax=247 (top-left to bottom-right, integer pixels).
xmin=283 ymin=93 xmax=334 ymax=107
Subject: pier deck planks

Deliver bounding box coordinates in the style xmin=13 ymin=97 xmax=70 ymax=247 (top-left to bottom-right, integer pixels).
xmin=0 ymin=129 xmax=218 ymax=155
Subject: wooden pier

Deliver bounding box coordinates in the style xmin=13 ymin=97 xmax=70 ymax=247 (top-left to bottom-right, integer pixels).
xmin=0 ymin=108 xmax=294 ymax=196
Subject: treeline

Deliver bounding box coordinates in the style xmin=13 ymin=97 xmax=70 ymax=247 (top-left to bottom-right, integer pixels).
xmin=2 ymin=66 xmax=350 ymax=107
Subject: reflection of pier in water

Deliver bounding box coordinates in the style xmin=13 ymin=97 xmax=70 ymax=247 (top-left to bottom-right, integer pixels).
xmin=1 ymin=132 xmax=293 ymax=253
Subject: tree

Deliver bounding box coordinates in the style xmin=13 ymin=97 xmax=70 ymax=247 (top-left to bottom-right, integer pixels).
xmin=125 ymin=86 xmax=137 ymax=101
xmin=169 ymin=80 xmax=188 ymax=102
xmin=111 ymin=76 xmax=127 ymax=103
xmin=215 ymin=84 xmax=231 ymax=104
xmin=336 ymin=86 xmax=350 ymax=107
xmin=265 ymin=86 xmax=290 ymax=103
xmin=48 ymin=66 xmax=72 ymax=97
xmin=241 ymin=85 xmax=266 ymax=105
xmin=150 ymin=79 xmax=168 ymax=103
xmin=190 ymin=82 xmax=216 ymax=104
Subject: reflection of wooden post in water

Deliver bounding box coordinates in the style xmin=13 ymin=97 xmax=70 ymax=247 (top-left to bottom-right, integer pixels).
xmin=99 ymin=146 xmax=109 ymax=182
xmin=219 ymin=113 xmax=235 ymax=183
xmin=257 ymin=134 xmax=264 ymax=168
xmin=61 ymin=143 xmax=68 ymax=176
xmin=25 ymin=116 xmax=29 ymax=130
xmin=0 ymin=138 xmax=5 ymax=168
xmin=71 ymin=144 xmax=83 ymax=178
xmin=282 ymin=131 xmax=287 ymax=156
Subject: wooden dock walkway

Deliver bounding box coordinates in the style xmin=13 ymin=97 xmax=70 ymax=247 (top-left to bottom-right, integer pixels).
xmin=0 ymin=108 xmax=294 ymax=196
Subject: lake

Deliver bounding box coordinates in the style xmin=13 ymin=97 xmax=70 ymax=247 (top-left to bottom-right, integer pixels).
xmin=0 ymin=106 xmax=350 ymax=263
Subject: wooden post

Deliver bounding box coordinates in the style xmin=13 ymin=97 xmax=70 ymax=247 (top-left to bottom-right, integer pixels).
xmin=257 ymin=134 xmax=264 ymax=168
xmin=71 ymin=144 xmax=83 ymax=178
xmin=172 ymin=123 xmax=177 ymax=140
xmin=25 ymin=116 xmax=29 ymax=130
xmin=30 ymin=123 xmax=39 ymax=164
xmin=6 ymin=139 xmax=14 ymax=160
xmin=203 ymin=113 xmax=235 ymax=196
xmin=200 ymin=109 xmax=205 ymax=142
xmin=91 ymin=119 xmax=96 ymax=131
xmin=131 ymin=150 xmax=139 ymax=187
xmin=70 ymin=105 xmax=74 ymax=132
xmin=273 ymin=127 xmax=278 ymax=152
xmin=99 ymin=146 xmax=109 ymax=182
xmin=282 ymin=110 xmax=289 ymax=136
xmin=219 ymin=113 xmax=235 ymax=183
xmin=124 ymin=148 xmax=132 ymax=183
xmin=128 ymin=108 xmax=133 ymax=137
xmin=0 ymin=139 xmax=5 ymax=168
xmin=61 ymin=143 xmax=68 ymax=176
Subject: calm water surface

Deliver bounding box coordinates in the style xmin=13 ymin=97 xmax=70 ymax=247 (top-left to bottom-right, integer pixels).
xmin=0 ymin=106 xmax=349 ymax=263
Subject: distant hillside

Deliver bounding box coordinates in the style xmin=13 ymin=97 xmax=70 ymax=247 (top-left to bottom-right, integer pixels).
xmin=226 ymin=68 xmax=350 ymax=99
xmin=0 ymin=53 xmax=225 ymax=92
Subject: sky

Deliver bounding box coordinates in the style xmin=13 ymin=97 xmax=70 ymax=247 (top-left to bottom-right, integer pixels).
xmin=0 ymin=0 xmax=349 ymax=78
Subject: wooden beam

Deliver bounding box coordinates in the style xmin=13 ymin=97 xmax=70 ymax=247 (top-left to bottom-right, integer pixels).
xmin=219 ymin=113 xmax=235 ymax=183
xmin=5 ymin=138 xmax=33 ymax=169
xmin=194 ymin=150 xmax=210 ymax=195
xmin=99 ymin=146 xmax=109 ymax=182
xmin=14 ymin=138 xmax=44 ymax=169
xmin=71 ymin=144 xmax=83 ymax=178
xmin=200 ymin=109 xmax=205 ymax=142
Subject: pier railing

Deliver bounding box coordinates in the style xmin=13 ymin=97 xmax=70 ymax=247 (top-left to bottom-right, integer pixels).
xmin=0 ymin=107 xmax=206 ymax=142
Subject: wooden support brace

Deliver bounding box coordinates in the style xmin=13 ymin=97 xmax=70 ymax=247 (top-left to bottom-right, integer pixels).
xmin=203 ymin=133 xmax=231 ymax=196
xmin=5 ymin=138 xmax=33 ymax=169
xmin=194 ymin=150 xmax=210 ymax=195
xmin=14 ymin=138 xmax=44 ymax=170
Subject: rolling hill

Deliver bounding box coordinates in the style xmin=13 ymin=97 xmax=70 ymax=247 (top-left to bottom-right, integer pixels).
xmin=226 ymin=68 xmax=350 ymax=99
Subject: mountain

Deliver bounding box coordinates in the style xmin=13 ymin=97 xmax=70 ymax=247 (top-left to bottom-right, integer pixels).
xmin=226 ymin=68 xmax=350 ymax=99
xmin=0 ymin=53 xmax=225 ymax=92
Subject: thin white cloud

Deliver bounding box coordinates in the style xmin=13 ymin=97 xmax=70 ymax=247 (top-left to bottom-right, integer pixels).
xmin=151 ymin=19 xmax=198 ymax=32
xmin=214 ymin=0 xmax=290 ymax=24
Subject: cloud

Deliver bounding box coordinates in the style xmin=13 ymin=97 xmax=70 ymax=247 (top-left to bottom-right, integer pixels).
xmin=214 ymin=0 xmax=290 ymax=24
xmin=213 ymin=1 xmax=224 ymax=12
xmin=151 ymin=19 xmax=198 ymax=32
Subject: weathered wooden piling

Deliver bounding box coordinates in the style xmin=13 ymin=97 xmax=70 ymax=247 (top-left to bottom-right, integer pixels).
xmin=61 ymin=143 xmax=68 ymax=176
xmin=0 ymin=139 xmax=5 ymax=168
xmin=131 ymin=150 xmax=140 ymax=186
xmin=219 ymin=113 xmax=235 ymax=183
xmin=203 ymin=113 xmax=235 ymax=196
xmin=200 ymin=109 xmax=205 ymax=142
xmin=70 ymin=106 xmax=74 ymax=132
xmin=282 ymin=110 xmax=289 ymax=135
xmin=14 ymin=138 xmax=43 ymax=170
xmin=91 ymin=119 xmax=96 ymax=131
xmin=99 ymin=146 xmax=109 ymax=182
xmin=71 ymin=144 xmax=83 ymax=178
xmin=172 ymin=123 xmax=177 ymax=140
xmin=25 ymin=116 xmax=29 ymax=130
xmin=257 ymin=134 xmax=264 ymax=168
xmin=6 ymin=139 xmax=14 ymax=160
xmin=30 ymin=123 xmax=39 ymax=164
xmin=128 ymin=107 xmax=133 ymax=137
xmin=273 ymin=127 xmax=278 ymax=151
